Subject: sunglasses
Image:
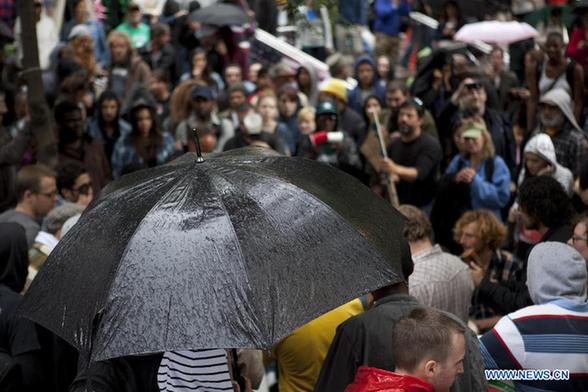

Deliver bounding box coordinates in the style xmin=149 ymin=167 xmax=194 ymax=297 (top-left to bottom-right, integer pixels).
xmin=465 ymin=82 xmax=483 ymax=91
xmin=74 ymin=182 xmax=93 ymax=195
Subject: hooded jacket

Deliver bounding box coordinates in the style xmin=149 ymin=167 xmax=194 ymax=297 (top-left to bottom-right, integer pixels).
xmin=345 ymin=366 xmax=434 ymax=392
xmin=527 ymin=242 xmax=587 ymax=305
xmin=347 ymin=55 xmax=386 ymax=114
xmin=539 ymin=88 xmax=583 ymax=133
xmin=518 ymin=133 xmax=574 ymax=196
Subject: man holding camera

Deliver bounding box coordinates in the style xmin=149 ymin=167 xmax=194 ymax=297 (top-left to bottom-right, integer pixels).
xmin=437 ymin=77 xmax=516 ymax=176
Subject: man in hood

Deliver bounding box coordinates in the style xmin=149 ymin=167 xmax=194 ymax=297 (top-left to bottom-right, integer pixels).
xmin=347 ymin=55 xmax=386 ymax=115
xmin=534 ymin=88 xmax=587 ymax=176
xmin=480 ymin=242 xmax=588 ymax=392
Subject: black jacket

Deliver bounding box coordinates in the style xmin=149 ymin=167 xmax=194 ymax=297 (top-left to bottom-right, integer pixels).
xmin=315 ymin=294 xmax=487 ymax=392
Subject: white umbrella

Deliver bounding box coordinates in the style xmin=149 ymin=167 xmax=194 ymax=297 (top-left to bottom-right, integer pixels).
xmin=455 ymin=21 xmax=539 ymax=45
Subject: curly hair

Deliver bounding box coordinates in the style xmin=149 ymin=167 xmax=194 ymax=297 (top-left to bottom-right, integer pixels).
xmin=518 ymin=176 xmax=574 ymax=228
xmin=453 ymin=209 xmax=506 ymax=251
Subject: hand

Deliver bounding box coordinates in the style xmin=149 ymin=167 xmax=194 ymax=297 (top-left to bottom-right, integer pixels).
xmin=537 ymin=164 xmax=555 ymax=177
xmin=455 ymin=168 xmax=476 ymax=183
xmin=379 ymin=157 xmax=396 ymax=175
xmin=579 ymin=40 xmax=586 ymax=49
xmin=451 ymin=78 xmax=468 ymax=105
xmin=469 ymin=261 xmax=485 ymax=288
xmin=508 ymin=205 xmax=520 ymax=223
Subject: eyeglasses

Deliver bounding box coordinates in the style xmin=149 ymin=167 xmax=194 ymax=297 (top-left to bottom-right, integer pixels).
xmin=571 ymin=235 xmax=588 ymax=243
xmin=74 ymin=182 xmax=93 ymax=195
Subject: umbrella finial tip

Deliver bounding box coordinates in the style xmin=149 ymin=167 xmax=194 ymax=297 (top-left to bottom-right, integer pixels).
xmin=191 ymin=128 xmax=205 ymax=163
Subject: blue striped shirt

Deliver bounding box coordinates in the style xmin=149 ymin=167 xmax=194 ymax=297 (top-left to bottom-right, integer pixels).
xmin=479 ymin=299 xmax=588 ymax=391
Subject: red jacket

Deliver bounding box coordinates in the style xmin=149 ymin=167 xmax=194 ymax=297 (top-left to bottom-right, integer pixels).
xmin=345 ymin=366 xmax=435 ymax=392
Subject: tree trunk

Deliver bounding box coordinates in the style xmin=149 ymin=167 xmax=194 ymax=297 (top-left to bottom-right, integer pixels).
xmin=18 ymin=0 xmax=57 ymax=168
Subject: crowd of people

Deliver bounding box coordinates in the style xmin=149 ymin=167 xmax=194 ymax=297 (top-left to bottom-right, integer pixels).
xmin=1 ymin=0 xmax=588 ymax=391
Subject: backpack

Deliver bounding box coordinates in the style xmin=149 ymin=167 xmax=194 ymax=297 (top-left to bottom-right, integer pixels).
xmin=430 ymin=157 xmax=495 ymax=254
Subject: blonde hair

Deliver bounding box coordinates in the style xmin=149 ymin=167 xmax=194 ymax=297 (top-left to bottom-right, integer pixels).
xmin=458 ymin=117 xmax=495 ymax=159
xmin=453 ymin=209 xmax=506 ymax=251
xmin=298 ymin=107 xmax=315 ymax=123
xmin=107 ymin=31 xmax=133 ymax=55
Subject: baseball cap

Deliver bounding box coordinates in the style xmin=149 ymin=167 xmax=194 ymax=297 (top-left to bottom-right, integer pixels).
xmin=191 ymin=85 xmax=214 ymax=101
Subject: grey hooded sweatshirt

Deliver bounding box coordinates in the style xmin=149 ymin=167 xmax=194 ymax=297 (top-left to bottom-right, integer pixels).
xmin=527 ymin=242 xmax=588 ymax=305
xmin=518 ymin=133 xmax=574 ymax=196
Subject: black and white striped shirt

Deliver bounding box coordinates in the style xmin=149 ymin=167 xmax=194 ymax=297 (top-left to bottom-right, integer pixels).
xmin=158 ymin=349 xmax=234 ymax=392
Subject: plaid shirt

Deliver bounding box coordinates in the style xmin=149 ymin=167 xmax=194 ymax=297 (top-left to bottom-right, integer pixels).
xmin=535 ymin=125 xmax=587 ymax=177
xmin=409 ymin=245 xmax=475 ymax=323
xmin=111 ymin=133 xmax=176 ymax=179
xmin=0 ymin=0 xmax=15 ymax=27
xmin=471 ymin=249 xmax=523 ymax=320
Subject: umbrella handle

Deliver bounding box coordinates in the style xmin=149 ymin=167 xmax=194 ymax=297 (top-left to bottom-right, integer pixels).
xmin=191 ymin=128 xmax=205 ymax=163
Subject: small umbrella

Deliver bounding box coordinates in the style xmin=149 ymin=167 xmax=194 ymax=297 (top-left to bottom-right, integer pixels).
xmin=189 ymin=3 xmax=249 ymax=26
xmin=20 ymin=147 xmax=409 ymax=362
xmin=454 ymin=21 xmax=539 ymax=45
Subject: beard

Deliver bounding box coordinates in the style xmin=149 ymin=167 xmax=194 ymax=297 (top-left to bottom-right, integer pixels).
xmin=539 ymin=111 xmax=565 ymax=129
xmin=398 ymin=124 xmax=413 ymax=135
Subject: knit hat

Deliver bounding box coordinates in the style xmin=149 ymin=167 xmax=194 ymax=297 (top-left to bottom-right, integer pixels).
xmin=527 ymin=242 xmax=588 ymax=305
xmin=320 ymin=79 xmax=348 ymax=103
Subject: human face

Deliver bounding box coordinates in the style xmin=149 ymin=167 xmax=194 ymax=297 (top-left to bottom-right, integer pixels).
xmin=192 ymin=52 xmax=207 ymax=72
xmin=458 ymin=221 xmax=484 ymax=254
xmin=377 ymin=56 xmax=390 ymax=79
xmin=539 ymin=103 xmax=565 ymax=129
xmin=192 ymin=97 xmax=213 ymax=119
xmin=299 ymin=118 xmax=315 ymax=135
xmin=463 ymin=133 xmax=484 ymax=156
xmin=110 ymin=39 xmax=129 ymax=64
xmin=297 ymin=67 xmax=311 ymax=88
xmin=74 ymin=0 xmax=88 ymax=22
xmin=258 ymin=97 xmax=278 ymax=121
xmin=358 ymin=62 xmax=374 ymax=87
xmin=135 ymin=108 xmax=152 ymax=137
xmin=461 ymin=79 xmax=486 ymax=115
xmin=248 ymin=63 xmax=262 ymax=82
xmin=386 ymin=89 xmax=406 ymax=112
xmin=489 ymin=49 xmax=503 ymax=70
xmin=317 ymin=114 xmax=337 ymax=133
xmin=397 ymin=106 xmax=421 ymax=135
xmin=545 ymin=35 xmax=563 ymax=62
xmin=568 ymin=222 xmax=588 ymax=262
xmin=128 ymin=9 xmax=142 ymax=25
xmin=70 ymin=173 xmax=94 ymax=206
xmin=63 ymin=110 xmax=84 ymax=140
xmin=225 ymin=66 xmax=242 ymax=85
xmin=524 ymin=152 xmax=549 ymax=176
xmin=101 ymin=99 xmax=119 ymax=123
xmin=33 ymin=176 xmax=58 ymax=218
xmin=229 ymin=91 xmax=246 ymax=110
xmin=428 ymin=332 xmax=465 ymax=392
xmin=278 ymin=95 xmax=297 ymax=118
xmin=365 ymin=97 xmax=382 ymax=121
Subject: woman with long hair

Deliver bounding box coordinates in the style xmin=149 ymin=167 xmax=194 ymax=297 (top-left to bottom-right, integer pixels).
xmin=111 ymin=100 xmax=175 ymax=178
xmin=180 ymin=48 xmax=224 ymax=95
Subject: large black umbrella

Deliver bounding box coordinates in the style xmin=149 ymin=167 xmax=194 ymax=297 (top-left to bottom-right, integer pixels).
xmin=20 ymin=147 xmax=409 ymax=362
xmin=189 ymin=3 xmax=249 ymax=26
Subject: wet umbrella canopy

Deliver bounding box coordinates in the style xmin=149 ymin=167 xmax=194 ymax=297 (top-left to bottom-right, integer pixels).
xmin=20 ymin=147 xmax=409 ymax=362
